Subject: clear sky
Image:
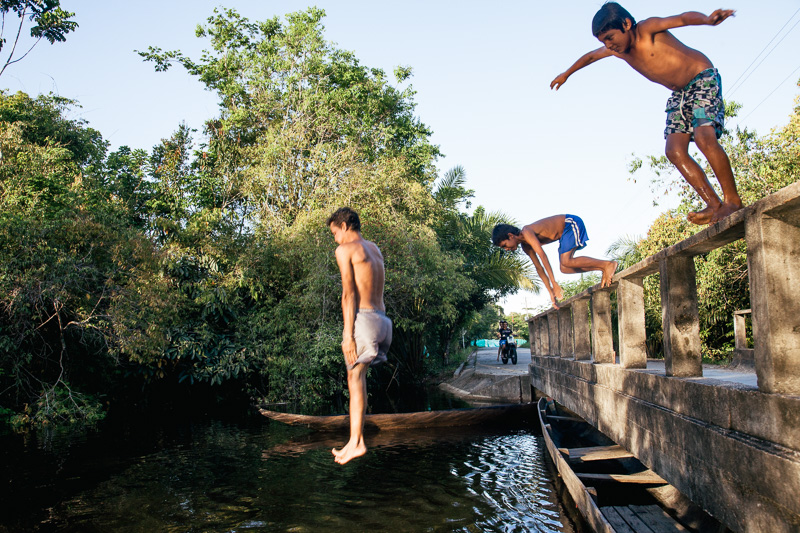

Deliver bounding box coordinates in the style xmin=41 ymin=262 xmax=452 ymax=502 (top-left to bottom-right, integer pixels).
xmin=4 ymin=1 xmax=799 ymax=314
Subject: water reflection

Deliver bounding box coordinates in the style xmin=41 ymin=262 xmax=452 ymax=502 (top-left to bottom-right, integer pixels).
xmin=2 ymin=417 xmax=577 ymax=532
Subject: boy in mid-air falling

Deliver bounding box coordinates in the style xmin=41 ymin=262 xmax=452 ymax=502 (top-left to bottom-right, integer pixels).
xmin=492 ymin=215 xmax=617 ymax=309
xmin=328 ymin=207 xmax=392 ymax=465
xmin=551 ymin=3 xmax=742 ymax=225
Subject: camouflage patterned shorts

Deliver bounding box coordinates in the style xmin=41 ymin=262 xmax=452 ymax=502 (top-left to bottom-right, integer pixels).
xmin=664 ymin=68 xmax=724 ymax=140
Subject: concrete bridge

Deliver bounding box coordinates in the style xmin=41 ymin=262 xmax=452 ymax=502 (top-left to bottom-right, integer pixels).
xmin=526 ymin=181 xmax=800 ymax=533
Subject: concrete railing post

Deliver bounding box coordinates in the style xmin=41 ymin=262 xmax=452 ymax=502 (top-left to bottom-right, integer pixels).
xmin=733 ymin=310 xmax=750 ymax=350
xmin=746 ymin=210 xmax=800 ymax=394
xmin=547 ymin=310 xmax=560 ymax=356
xmin=617 ymin=277 xmax=647 ymax=368
xmin=573 ymin=297 xmax=592 ymax=360
xmin=591 ymin=290 xmax=614 ymax=364
xmin=558 ymin=306 xmax=574 ymax=359
xmin=527 ymin=319 xmax=537 ymax=355
xmin=539 ymin=316 xmax=550 ymax=356
xmin=660 ymin=255 xmax=702 ymax=377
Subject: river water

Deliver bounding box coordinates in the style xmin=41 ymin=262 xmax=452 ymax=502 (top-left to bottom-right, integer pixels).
xmin=1 ymin=395 xmax=583 ymax=532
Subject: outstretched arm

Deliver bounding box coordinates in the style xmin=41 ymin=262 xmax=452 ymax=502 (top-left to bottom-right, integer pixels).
xmin=637 ymin=9 xmax=735 ymax=35
xmin=520 ymin=229 xmax=562 ymax=307
xmin=551 ymin=47 xmax=613 ymax=90
xmin=335 ymin=247 xmax=358 ymax=366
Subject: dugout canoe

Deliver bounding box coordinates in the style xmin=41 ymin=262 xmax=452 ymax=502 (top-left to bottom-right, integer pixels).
xmin=259 ymin=401 xmax=537 ymax=432
xmin=538 ymin=397 xmax=724 ymax=533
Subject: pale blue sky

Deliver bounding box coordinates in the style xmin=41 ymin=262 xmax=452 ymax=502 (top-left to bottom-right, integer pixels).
xmin=4 ymin=1 xmax=800 ymax=313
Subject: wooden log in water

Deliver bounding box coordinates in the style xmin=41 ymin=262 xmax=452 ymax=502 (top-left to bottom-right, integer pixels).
xmin=259 ymin=402 xmax=537 ymax=432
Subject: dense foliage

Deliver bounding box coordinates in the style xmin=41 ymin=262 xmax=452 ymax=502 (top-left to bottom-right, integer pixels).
xmin=1 ymin=8 xmax=537 ymax=426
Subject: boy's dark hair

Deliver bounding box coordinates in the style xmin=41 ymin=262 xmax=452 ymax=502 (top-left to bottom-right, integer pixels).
xmin=327 ymin=207 xmax=361 ymax=231
xmin=491 ymin=224 xmax=521 ymax=246
xmin=592 ymin=2 xmax=636 ymax=37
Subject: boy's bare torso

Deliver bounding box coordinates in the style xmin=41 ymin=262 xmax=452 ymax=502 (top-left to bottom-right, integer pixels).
xmin=521 ymin=215 xmax=566 ymax=248
xmin=610 ymin=23 xmax=712 ymax=91
xmin=338 ymin=239 xmax=386 ymax=311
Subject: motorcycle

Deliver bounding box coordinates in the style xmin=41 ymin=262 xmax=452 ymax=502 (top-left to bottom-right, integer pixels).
xmin=500 ymin=335 xmax=518 ymax=365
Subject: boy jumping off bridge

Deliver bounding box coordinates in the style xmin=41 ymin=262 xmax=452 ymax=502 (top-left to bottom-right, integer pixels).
xmin=328 ymin=207 xmax=392 ymax=465
xmin=492 ymin=215 xmax=617 ymax=309
xmin=551 ymin=3 xmax=742 ymax=225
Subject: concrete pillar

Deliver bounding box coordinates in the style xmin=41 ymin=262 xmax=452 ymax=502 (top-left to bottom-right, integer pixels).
xmin=558 ymin=306 xmax=574 ymax=359
xmin=733 ymin=310 xmax=750 ymax=350
xmin=660 ymin=255 xmax=702 ymax=377
xmin=527 ymin=319 xmax=537 ymax=355
xmin=746 ymin=212 xmax=800 ymax=395
xmin=536 ymin=317 xmax=548 ymax=356
xmin=617 ymin=277 xmax=647 ymax=369
xmin=572 ymin=297 xmax=592 ymax=360
xmin=591 ymin=290 xmax=614 ymax=364
xmin=547 ymin=310 xmax=559 ymax=356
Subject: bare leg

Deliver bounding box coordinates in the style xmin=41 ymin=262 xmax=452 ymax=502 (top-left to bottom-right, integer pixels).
xmin=559 ymin=251 xmax=618 ymax=288
xmin=665 ymin=133 xmax=721 ymax=225
xmin=332 ymin=363 xmax=368 ymax=464
xmin=693 ymin=126 xmax=742 ymax=223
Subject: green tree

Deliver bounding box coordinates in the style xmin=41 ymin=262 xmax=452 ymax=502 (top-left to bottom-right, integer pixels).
xmin=430 ymin=166 xmax=539 ymax=361
xmin=0 ymin=91 xmax=166 ymax=425
xmin=138 ymin=7 xmax=440 ymax=231
xmin=0 ymin=1 xmax=78 ymax=77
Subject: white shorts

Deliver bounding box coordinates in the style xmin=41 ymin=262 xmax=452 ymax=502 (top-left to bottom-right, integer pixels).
xmin=350 ymin=309 xmax=392 ymax=369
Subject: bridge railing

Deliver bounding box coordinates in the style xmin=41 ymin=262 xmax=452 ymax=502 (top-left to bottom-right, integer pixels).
xmin=527 ymin=180 xmax=800 ymax=395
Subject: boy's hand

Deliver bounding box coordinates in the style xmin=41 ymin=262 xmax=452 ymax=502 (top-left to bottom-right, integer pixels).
xmin=552 ymin=282 xmax=563 ymax=301
xmin=342 ymin=337 xmax=357 ymax=366
xmin=707 ymin=9 xmax=735 ymax=25
xmin=550 ymin=72 xmax=569 ymax=90
xmin=549 ymin=292 xmax=560 ymax=310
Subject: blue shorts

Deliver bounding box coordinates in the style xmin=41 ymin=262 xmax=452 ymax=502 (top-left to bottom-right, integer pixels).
xmin=559 ymin=215 xmax=589 ymax=255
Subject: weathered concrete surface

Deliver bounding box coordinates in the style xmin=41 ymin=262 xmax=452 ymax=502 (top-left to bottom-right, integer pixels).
xmin=746 ymin=209 xmax=800 ymax=395
xmin=531 ymin=355 xmax=800 ymax=533
xmin=440 ymin=348 xmax=532 ymax=404
xmin=660 ymin=255 xmax=702 ymax=377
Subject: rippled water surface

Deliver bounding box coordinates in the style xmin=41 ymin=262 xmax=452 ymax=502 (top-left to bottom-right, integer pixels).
xmin=2 ymin=411 xmax=579 ymax=532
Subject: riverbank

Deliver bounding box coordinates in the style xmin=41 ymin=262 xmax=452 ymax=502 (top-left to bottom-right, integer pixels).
xmin=439 ymin=347 xmax=532 ymax=404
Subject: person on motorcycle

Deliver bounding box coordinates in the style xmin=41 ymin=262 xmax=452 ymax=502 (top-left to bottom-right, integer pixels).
xmin=497 ymin=320 xmax=513 ymax=361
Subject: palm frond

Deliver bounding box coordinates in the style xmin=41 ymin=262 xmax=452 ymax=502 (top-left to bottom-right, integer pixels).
xmin=606 ymin=234 xmax=643 ymax=269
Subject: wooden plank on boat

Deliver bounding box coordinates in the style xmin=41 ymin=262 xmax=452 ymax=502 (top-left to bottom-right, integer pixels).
xmin=613 ymin=506 xmax=657 ymax=533
xmin=546 ymin=414 xmax=586 ymax=423
xmin=601 ymin=507 xmax=638 ymax=533
xmin=558 ymin=444 xmax=635 ymax=462
xmin=576 ymin=470 xmax=668 ymax=485
xmin=630 ymin=505 xmax=689 ymax=532
xmin=259 ymin=402 xmax=537 ymax=431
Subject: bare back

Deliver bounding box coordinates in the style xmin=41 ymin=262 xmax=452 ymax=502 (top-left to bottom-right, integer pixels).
xmin=522 ymin=215 xmax=566 ymax=247
xmin=337 ymin=239 xmax=385 ymax=311
xmin=618 ymin=20 xmax=713 ymax=90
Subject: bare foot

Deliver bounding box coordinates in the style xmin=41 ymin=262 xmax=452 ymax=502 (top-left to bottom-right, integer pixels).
xmin=332 ymin=440 xmax=367 ymax=464
xmin=709 ymin=201 xmax=743 ymax=223
xmin=601 ymin=261 xmax=618 ymax=288
xmin=687 ymin=205 xmax=716 ymax=225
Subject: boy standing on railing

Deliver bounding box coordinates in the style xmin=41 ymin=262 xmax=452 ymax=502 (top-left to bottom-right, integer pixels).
xmin=550 ymin=3 xmax=742 ymax=225
xmin=492 ymin=216 xmax=617 ymax=309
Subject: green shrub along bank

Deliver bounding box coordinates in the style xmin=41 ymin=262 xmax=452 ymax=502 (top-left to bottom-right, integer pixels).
xmin=0 ymin=8 xmax=537 ymax=426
